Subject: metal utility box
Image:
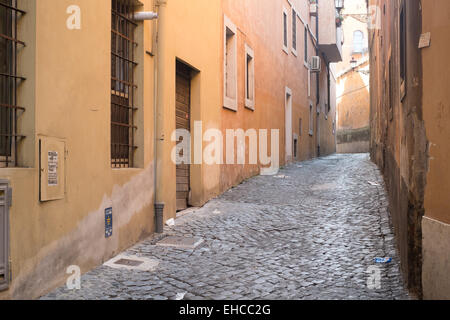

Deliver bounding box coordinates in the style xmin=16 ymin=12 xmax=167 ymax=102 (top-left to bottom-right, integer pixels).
xmin=39 ymin=137 xmax=66 ymax=202
xmin=0 ymin=180 xmax=10 ymax=291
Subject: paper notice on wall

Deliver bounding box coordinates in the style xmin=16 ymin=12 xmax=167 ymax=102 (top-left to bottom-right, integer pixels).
xmin=48 ymin=151 xmax=58 ymax=186
xmin=418 ymin=32 xmax=431 ymax=49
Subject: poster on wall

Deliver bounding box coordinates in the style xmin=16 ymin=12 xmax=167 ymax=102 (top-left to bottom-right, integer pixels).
xmin=48 ymin=151 xmax=58 ymax=186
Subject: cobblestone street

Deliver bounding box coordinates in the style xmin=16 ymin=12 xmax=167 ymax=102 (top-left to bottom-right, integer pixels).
xmin=43 ymin=154 xmax=411 ymax=300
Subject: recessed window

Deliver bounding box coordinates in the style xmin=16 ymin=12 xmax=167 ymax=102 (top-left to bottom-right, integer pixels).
xmin=304 ymin=26 xmax=309 ymax=64
xmin=299 ymin=118 xmax=302 ymax=136
xmin=224 ymin=15 xmax=237 ymax=111
xmin=111 ymin=0 xmax=138 ymax=168
xmin=353 ymin=30 xmax=364 ymax=54
xmin=292 ymin=8 xmax=297 ymax=54
xmin=0 ymin=0 xmax=26 ymax=168
xmin=245 ymin=44 xmax=255 ymax=110
xmin=285 ymin=87 xmax=293 ymax=161
xmin=309 ymin=103 xmax=314 ymax=136
xmin=308 ymin=69 xmax=311 ymax=97
xmin=293 ymin=136 xmax=298 ymax=159
xmin=283 ymin=8 xmax=289 ymax=53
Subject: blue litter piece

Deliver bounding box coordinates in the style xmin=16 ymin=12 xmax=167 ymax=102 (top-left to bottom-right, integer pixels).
xmin=374 ymin=257 xmax=392 ymax=264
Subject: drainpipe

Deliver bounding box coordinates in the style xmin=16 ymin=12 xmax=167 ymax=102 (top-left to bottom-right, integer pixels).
xmin=316 ymin=0 xmax=320 ymax=157
xmin=153 ymin=0 xmax=168 ymax=233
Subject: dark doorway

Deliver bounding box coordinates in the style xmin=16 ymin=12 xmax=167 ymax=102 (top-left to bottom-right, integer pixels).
xmin=175 ymin=61 xmax=192 ymax=211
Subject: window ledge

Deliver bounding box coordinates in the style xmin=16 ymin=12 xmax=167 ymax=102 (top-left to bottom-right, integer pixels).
xmin=224 ymin=96 xmax=237 ymax=112
xmin=292 ymin=48 xmax=298 ymax=57
xmin=245 ymin=99 xmax=255 ymax=111
xmin=283 ymin=46 xmax=289 ymax=55
xmin=112 ymin=168 xmax=144 ymax=172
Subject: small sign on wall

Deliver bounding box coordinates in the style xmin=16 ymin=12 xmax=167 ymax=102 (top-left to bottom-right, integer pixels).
xmin=48 ymin=151 xmax=58 ymax=186
xmin=39 ymin=137 xmax=65 ymax=202
xmin=105 ymin=207 xmax=113 ymax=238
xmin=419 ymin=32 xmax=431 ymax=49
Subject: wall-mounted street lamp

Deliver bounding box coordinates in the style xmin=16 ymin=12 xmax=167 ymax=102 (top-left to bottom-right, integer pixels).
xmin=335 ymin=0 xmax=345 ymax=11
xmin=350 ymin=57 xmax=357 ymax=69
xmin=350 ymin=57 xmax=370 ymax=75
xmin=133 ymin=11 xmax=158 ymax=21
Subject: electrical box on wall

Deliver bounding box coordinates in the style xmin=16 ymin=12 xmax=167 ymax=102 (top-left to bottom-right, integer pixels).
xmin=0 ymin=180 xmax=10 ymax=291
xmin=39 ymin=137 xmax=66 ymax=202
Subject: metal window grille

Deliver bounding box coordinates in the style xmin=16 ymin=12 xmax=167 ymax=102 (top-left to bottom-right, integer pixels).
xmin=0 ymin=0 xmax=25 ymax=168
xmin=111 ymin=0 xmax=137 ymax=168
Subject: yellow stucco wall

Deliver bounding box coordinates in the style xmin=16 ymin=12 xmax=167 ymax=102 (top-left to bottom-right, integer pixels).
xmin=0 ymin=0 xmax=161 ymax=299
xmin=337 ymin=63 xmax=370 ymax=131
xmin=0 ymin=0 xmax=223 ymax=299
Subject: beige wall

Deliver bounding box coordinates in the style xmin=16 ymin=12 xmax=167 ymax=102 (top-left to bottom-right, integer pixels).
xmin=0 ymin=0 xmax=222 ymax=299
xmin=0 ymin=0 xmax=160 ymax=299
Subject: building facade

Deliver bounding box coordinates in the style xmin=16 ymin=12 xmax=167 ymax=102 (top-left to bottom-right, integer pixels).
xmin=335 ymin=0 xmax=370 ymax=154
xmin=368 ymin=0 xmax=450 ymax=298
xmin=0 ymin=0 xmax=341 ymax=299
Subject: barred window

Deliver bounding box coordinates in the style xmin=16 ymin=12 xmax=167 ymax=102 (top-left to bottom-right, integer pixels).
xmin=111 ymin=0 xmax=137 ymax=168
xmin=0 ymin=0 xmax=25 ymax=168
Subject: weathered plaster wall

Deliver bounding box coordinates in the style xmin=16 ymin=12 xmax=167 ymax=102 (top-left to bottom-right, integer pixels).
xmin=368 ymin=0 xmax=426 ymax=296
xmin=421 ymin=0 xmax=450 ymax=299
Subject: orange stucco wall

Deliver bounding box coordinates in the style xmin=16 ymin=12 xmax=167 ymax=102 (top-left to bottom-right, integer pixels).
xmin=220 ymin=0 xmax=337 ymax=191
xmin=337 ymin=63 xmax=370 ymax=131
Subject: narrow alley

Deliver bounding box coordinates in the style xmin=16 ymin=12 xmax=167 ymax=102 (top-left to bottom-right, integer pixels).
xmin=43 ymin=154 xmax=410 ymax=300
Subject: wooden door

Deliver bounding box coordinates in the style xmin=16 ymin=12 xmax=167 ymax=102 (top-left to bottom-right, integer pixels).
xmin=176 ymin=62 xmax=191 ymax=211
